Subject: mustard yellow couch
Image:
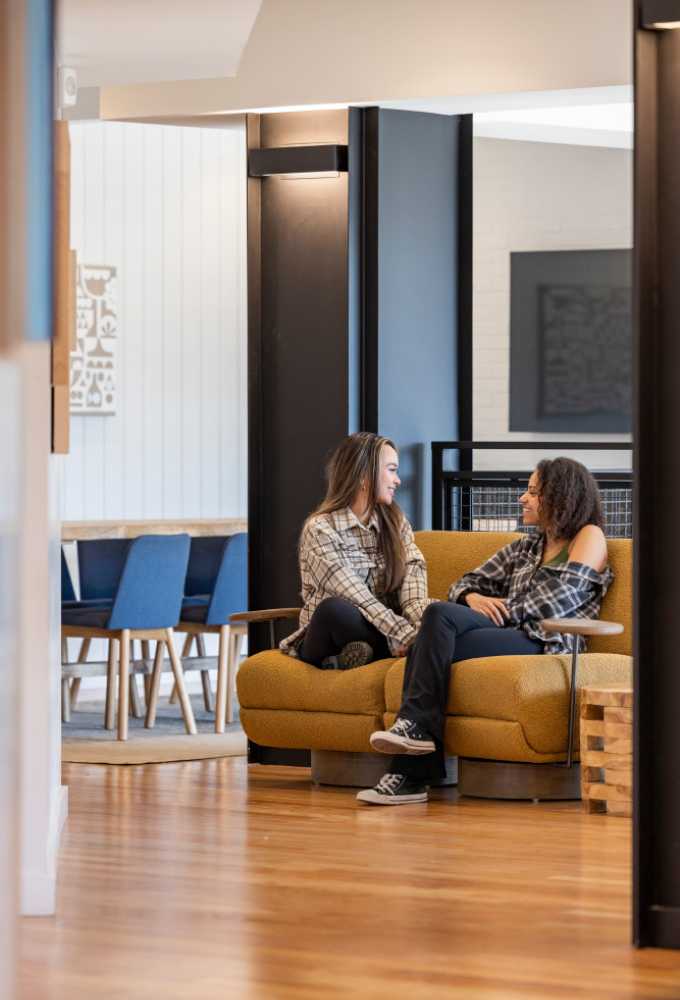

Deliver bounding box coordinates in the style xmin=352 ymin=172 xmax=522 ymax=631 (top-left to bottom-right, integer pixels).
xmin=236 ymin=531 xmax=632 ymax=798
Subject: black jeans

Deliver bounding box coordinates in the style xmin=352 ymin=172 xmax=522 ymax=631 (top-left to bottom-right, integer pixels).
xmin=300 ymin=597 xmax=390 ymax=667
xmin=395 ymin=601 xmax=542 ymax=783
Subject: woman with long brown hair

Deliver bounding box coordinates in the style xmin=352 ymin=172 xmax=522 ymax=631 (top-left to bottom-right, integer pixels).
xmin=280 ymin=432 xmax=431 ymax=669
xmin=358 ymin=457 xmax=614 ymax=806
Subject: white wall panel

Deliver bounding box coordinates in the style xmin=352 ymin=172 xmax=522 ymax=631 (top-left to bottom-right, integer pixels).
xmin=472 ymin=136 xmax=632 ymax=472
xmin=63 ymin=119 xmax=247 ymax=521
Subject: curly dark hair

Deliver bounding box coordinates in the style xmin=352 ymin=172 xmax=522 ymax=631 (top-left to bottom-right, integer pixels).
xmin=535 ymin=457 xmax=604 ymax=540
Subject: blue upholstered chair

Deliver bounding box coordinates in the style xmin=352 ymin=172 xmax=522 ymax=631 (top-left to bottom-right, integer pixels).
xmin=172 ymin=533 xmax=248 ymax=732
xmin=61 ymin=548 xmax=77 ymax=602
xmin=77 ymin=538 xmax=131 ymax=599
xmin=61 ymin=548 xmax=84 ymax=722
xmin=62 ymin=534 xmax=195 ymax=741
xmin=62 ymin=539 xmax=144 ymax=718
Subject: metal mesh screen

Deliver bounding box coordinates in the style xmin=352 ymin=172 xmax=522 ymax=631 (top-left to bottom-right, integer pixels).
xmin=447 ymin=485 xmax=632 ymax=537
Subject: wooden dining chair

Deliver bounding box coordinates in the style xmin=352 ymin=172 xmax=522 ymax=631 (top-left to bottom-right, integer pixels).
xmin=62 ymin=534 xmax=196 ymax=741
xmin=169 ymin=533 xmax=247 ymax=733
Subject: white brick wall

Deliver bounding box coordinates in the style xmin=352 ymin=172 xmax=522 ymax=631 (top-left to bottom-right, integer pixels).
xmin=473 ymin=136 xmax=632 ymax=474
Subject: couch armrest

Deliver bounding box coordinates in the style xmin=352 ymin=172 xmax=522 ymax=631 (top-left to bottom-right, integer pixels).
xmin=540 ymin=617 xmax=624 ymax=637
xmin=230 ymin=608 xmax=300 ymax=624
xmin=229 ymin=607 xmax=301 ymax=649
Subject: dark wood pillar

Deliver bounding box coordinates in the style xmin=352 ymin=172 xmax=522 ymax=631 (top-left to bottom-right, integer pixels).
xmin=247 ymin=111 xmax=355 ymax=650
xmin=634 ymin=0 xmax=680 ymax=949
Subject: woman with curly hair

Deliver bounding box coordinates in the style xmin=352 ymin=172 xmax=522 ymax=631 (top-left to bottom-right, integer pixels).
xmin=280 ymin=432 xmax=431 ymax=669
xmin=358 ymin=457 xmax=613 ymax=806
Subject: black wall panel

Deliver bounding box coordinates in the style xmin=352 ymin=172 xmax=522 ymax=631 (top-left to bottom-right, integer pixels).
xmin=634 ymin=6 xmax=680 ymax=949
xmin=249 ymin=111 xmax=352 ymax=631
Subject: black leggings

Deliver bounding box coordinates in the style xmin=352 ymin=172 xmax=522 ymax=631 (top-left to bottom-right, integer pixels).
xmin=300 ymin=597 xmax=390 ymax=667
xmin=396 ymin=601 xmax=541 ymax=782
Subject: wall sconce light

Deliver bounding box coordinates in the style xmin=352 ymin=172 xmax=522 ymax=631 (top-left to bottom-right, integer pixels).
xmin=248 ymin=144 xmax=348 ymax=178
xmin=641 ymin=0 xmax=680 ymax=28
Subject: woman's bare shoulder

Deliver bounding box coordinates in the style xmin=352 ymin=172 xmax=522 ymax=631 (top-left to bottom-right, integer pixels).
xmin=568 ymin=524 xmax=608 ymax=571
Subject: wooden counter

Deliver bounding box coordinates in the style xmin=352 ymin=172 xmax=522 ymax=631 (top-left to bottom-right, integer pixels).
xmin=61 ymin=519 xmax=247 ymax=541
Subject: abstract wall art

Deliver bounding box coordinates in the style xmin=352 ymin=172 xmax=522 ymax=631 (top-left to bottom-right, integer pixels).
xmin=510 ymin=249 xmax=632 ymax=434
xmin=70 ymin=263 xmax=117 ymax=415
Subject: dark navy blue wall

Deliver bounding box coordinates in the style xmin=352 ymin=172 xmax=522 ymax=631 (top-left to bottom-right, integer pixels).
xmin=374 ymin=110 xmax=462 ymax=528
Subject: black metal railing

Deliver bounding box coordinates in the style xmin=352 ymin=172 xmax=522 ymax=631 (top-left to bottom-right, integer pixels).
xmin=432 ymin=441 xmax=633 ymax=537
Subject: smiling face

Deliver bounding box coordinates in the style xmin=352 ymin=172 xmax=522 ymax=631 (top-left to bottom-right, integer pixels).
xmin=519 ymin=469 xmax=542 ymax=527
xmin=375 ymin=444 xmax=401 ymax=505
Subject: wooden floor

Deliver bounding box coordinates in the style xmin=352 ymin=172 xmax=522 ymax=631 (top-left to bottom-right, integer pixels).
xmin=19 ymin=759 xmax=680 ymax=999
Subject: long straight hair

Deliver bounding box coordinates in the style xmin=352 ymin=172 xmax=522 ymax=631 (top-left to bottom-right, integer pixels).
xmin=309 ymin=432 xmax=406 ymax=593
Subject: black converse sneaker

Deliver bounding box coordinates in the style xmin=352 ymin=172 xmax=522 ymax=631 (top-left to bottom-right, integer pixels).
xmin=321 ymin=641 xmax=374 ymax=670
xmin=356 ymin=772 xmax=428 ymax=805
xmin=369 ymin=717 xmax=436 ymax=755
xmin=337 ymin=641 xmax=374 ymax=669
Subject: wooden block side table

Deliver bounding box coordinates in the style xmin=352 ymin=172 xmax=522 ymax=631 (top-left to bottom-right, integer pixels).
xmin=580 ymin=685 xmax=633 ymax=817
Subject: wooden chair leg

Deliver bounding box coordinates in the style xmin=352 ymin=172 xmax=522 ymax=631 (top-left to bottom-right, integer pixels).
xmin=118 ymin=629 xmax=130 ymax=741
xmin=215 ymin=625 xmax=229 ymax=734
xmin=226 ymin=626 xmax=244 ymax=725
xmin=105 ymin=638 xmax=117 ymax=730
xmin=169 ymin=635 xmax=193 ymax=704
xmin=165 ymin=629 xmax=197 ymax=735
xmin=196 ymin=634 xmax=213 ymax=712
xmin=61 ymin=678 xmax=71 ymax=723
xmin=145 ymin=641 xmax=165 ymax=729
xmin=129 ymin=675 xmax=143 ymax=718
xmin=69 ymin=637 xmax=92 ymax=710
xmin=140 ymin=640 xmax=152 ymax=705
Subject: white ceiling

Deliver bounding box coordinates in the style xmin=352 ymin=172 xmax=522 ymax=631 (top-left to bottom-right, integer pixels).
xmin=382 ymin=86 xmax=633 ymax=149
xmin=56 ymin=0 xmax=262 ymax=87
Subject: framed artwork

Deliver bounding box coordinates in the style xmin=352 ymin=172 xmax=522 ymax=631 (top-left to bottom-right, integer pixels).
xmin=510 ymin=249 xmax=632 ymax=433
xmin=70 ymin=263 xmax=117 ymax=415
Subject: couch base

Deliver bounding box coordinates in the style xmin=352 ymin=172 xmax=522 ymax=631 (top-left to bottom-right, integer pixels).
xmin=458 ymin=758 xmax=581 ymax=801
xmin=248 ymin=741 xmax=311 ymax=767
xmin=311 ymin=750 xmax=459 ymax=788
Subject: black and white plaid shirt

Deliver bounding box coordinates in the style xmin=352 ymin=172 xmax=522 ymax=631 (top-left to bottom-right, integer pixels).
xmin=448 ymin=533 xmax=614 ymax=654
xmin=280 ymin=507 xmax=432 ymax=658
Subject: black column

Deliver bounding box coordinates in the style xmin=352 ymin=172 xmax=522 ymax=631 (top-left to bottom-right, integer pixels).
xmin=634 ymin=0 xmax=680 ymax=949
xmin=247 ymin=111 xmax=355 ymax=650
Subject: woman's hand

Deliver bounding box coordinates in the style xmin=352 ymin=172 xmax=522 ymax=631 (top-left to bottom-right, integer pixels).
xmin=392 ymin=644 xmax=410 ymax=657
xmin=464 ymin=592 xmax=509 ymax=626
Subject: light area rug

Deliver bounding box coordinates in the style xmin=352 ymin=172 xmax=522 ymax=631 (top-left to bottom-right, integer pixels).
xmin=62 ymin=694 xmax=247 ymax=765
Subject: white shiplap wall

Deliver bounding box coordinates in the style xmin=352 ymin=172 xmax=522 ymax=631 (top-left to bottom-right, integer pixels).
xmin=473 ymin=136 xmax=632 ymax=472
xmin=63 ymin=119 xmax=247 ymax=521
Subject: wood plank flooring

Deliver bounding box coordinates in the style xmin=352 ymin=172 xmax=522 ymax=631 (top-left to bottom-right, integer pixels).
xmin=19 ymin=759 xmax=680 ymax=999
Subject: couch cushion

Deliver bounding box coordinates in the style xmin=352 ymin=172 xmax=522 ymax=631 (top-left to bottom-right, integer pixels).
xmin=415 ymin=531 xmax=520 ymax=602
xmin=414 ymin=531 xmax=632 ymax=657
xmin=240 ymin=708 xmax=381 ymax=752
xmin=237 ymin=651 xmax=397 ymax=715
xmin=382 ymin=712 xmax=575 ymax=764
xmin=385 ymin=652 xmax=632 ymax=755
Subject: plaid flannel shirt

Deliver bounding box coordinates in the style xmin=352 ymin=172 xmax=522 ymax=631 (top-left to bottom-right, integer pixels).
xmin=280 ymin=507 xmax=432 ymax=658
xmin=448 ymin=533 xmax=614 ymax=654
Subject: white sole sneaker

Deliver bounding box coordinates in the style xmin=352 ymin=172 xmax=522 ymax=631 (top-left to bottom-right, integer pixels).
xmin=356 ymin=787 xmax=428 ymax=805
xmin=369 ymin=730 xmax=436 ymax=755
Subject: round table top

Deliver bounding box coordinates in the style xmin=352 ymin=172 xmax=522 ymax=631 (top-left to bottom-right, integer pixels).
xmin=540 ymin=617 xmax=624 ymax=636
